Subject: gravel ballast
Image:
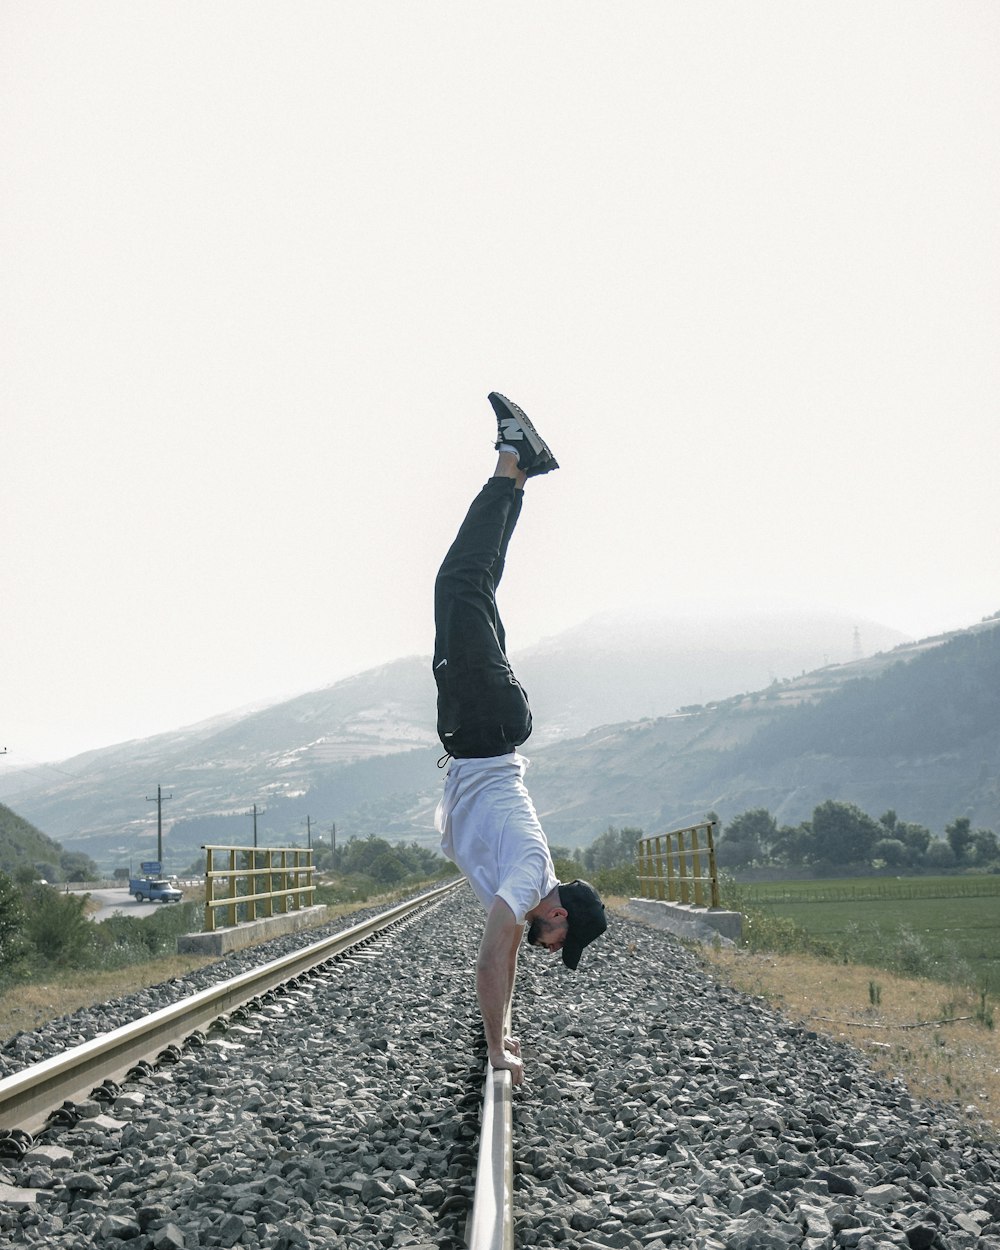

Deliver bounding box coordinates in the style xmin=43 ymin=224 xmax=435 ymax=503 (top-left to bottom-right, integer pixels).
xmin=2 ymin=888 xmax=999 ymax=1249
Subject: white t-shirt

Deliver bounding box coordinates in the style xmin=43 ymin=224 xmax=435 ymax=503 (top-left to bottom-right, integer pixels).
xmin=435 ymin=752 xmax=558 ymax=924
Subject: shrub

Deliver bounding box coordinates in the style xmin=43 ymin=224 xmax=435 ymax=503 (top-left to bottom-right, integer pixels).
xmin=720 ymin=877 xmax=842 ymax=960
xmin=739 ymin=907 xmax=834 ymax=957
xmin=590 ymin=863 xmax=639 ymax=898
xmin=315 ymin=875 xmax=378 ymax=906
xmin=890 ymin=925 xmax=932 ymax=977
xmin=92 ymin=902 xmax=201 ymax=968
xmin=22 ymin=885 xmax=94 ymax=967
xmin=551 ymin=854 xmax=582 ymax=883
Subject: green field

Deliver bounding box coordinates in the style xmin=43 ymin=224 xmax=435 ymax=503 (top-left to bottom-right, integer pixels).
xmin=727 ymin=876 xmax=1000 ymax=993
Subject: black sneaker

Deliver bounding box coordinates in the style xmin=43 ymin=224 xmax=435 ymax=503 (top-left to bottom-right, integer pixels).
xmin=488 ymin=392 xmax=559 ymax=476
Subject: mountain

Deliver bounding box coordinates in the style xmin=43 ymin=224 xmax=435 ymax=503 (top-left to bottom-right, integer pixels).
xmin=4 ymin=609 xmax=995 ymax=868
xmin=515 ymin=609 xmax=905 ymax=743
xmin=525 ymin=616 xmax=1000 ymax=844
xmin=0 ymin=657 xmax=440 ymax=869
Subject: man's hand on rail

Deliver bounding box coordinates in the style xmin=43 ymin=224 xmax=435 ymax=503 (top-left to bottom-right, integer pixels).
xmin=477 ymin=900 xmax=526 ymax=1087
xmin=489 ymin=1046 xmax=524 ymax=1086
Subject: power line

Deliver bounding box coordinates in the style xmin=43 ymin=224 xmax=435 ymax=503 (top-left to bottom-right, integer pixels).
xmin=0 ymin=747 xmax=82 ymax=780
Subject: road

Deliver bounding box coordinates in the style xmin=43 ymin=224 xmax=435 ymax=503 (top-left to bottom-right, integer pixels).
xmin=67 ymin=886 xmax=184 ymax=922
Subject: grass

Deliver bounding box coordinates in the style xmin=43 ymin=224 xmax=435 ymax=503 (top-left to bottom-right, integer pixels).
xmin=738 ymin=875 xmax=1000 ymax=903
xmin=722 ymin=875 xmax=1000 ymax=994
xmin=764 ymin=896 xmax=997 ymax=989
xmin=0 ymin=955 xmax=219 ymax=1039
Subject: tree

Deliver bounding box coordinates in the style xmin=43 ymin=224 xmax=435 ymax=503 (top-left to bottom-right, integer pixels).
xmin=717 ymin=809 xmax=778 ymax=867
xmin=331 ymin=833 xmax=447 ymax=884
xmin=582 ymin=826 xmax=645 ymax=873
xmin=770 ymin=822 xmax=812 ymax=866
xmin=925 ymin=839 xmax=957 ymax=870
xmin=945 ymin=817 xmax=974 ymax=865
xmin=0 ymin=872 xmax=27 ymax=973
xmin=337 ymin=835 xmax=397 ymax=876
xmin=971 ymin=828 xmax=999 ymax=867
xmin=367 ymin=852 xmax=407 ymax=886
xmin=60 ymin=851 xmax=100 ymax=882
xmin=811 ymin=800 xmax=881 ymax=866
xmin=872 ymin=838 xmax=907 ymax=868
xmin=895 ymin=821 xmax=932 ymax=866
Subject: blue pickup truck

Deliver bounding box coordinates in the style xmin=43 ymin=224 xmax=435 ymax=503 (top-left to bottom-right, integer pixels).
xmin=129 ymin=877 xmax=183 ymax=903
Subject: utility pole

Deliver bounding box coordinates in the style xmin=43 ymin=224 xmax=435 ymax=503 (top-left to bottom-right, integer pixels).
xmin=304 ymin=815 xmax=312 ymax=849
xmin=331 ymin=821 xmax=337 ymax=863
xmin=145 ymin=784 xmax=173 ymax=867
xmin=252 ymin=803 xmax=264 ymax=848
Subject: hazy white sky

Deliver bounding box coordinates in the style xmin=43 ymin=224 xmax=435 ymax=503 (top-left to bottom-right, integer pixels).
xmin=3 ymin=2 xmax=998 ymax=767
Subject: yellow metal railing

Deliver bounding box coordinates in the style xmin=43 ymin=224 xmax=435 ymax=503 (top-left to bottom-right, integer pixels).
xmin=636 ymin=820 xmax=720 ymax=908
xmin=201 ymin=845 xmax=316 ymax=932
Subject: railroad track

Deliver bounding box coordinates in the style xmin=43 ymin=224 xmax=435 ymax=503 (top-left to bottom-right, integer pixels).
xmin=468 ymin=1032 xmax=514 ymax=1250
xmin=4 ymin=893 xmax=998 ymax=1249
xmin=0 ymin=881 xmax=515 ymax=1249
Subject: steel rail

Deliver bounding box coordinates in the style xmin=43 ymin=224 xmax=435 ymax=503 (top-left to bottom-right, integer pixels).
xmin=0 ymin=881 xmax=461 ymax=1135
xmin=467 ymin=1063 xmax=514 ymax=1249
xmin=466 ymin=1009 xmax=515 ymax=1250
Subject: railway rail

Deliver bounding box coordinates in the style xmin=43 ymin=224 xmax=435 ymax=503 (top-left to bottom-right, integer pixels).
xmin=0 ymin=882 xmax=460 ymax=1136
xmin=0 ymin=881 xmax=514 ymax=1248
xmin=468 ymin=1040 xmax=514 ymax=1250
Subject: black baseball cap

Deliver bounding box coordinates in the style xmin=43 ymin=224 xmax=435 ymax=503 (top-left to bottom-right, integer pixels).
xmin=558 ymin=879 xmax=607 ymax=970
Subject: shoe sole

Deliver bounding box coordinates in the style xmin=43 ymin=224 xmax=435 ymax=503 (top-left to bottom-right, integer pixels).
xmin=488 ymin=392 xmax=559 ymax=473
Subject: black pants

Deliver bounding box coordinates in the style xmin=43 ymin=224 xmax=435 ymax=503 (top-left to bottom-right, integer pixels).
xmin=433 ymin=476 xmax=533 ymax=758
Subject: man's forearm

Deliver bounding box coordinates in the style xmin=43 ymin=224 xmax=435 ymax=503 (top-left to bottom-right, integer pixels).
xmin=476 ymin=901 xmax=525 ymax=1082
xmin=476 ymin=948 xmax=511 ymax=1059
xmin=505 ymin=936 xmax=520 ymax=1022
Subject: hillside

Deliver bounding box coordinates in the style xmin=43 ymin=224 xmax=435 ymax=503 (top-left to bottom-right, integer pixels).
xmin=515 ymin=609 xmax=905 ymax=741
xmin=528 ymin=617 xmax=1000 ymax=843
xmin=735 ymin=624 xmax=1000 ymax=765
xmin=0 ymin=610 xmax=901 ymax=859
xmin=0 ymin=657 xmax=440 ymax=868
xmin=1 ymin=611 xmax=995 ymax=867
xmin=0 ymin=802 xmax=66 ymax=879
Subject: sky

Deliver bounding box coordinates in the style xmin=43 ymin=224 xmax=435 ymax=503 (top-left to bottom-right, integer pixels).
xmin=3 ymin=2 xmax=998 ymax=768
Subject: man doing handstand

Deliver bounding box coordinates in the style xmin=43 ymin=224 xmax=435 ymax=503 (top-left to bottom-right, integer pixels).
xmin=433 ymin=392 xmax=607 ymax=1085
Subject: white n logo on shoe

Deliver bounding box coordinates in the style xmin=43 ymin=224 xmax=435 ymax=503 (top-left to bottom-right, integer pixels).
xmin=498 ymin=416 xmax=525 ymax=441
